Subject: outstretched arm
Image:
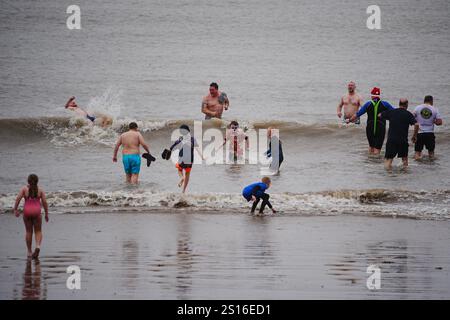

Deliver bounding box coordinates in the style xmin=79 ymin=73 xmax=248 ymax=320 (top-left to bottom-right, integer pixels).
xmin=13 ymin=187 xmax=25 ymax=216
xmin=113 ymin=136 xmax=122 ymax=162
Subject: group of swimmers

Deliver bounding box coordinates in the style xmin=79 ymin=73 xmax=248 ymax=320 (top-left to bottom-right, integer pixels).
xmin=337 ymin=82 xmax=443 ymax=170
xmin=13 ymin=81 xmax=444 ymax=259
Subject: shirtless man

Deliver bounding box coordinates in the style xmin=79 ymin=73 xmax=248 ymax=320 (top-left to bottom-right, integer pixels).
xmin=201 ymin=82 xmax=230 ymax=119
xmin=337 ymin=81 xmax=363 ymax=124
xmin=65 ymin=96 xmax=113 ymax=127
xmin=113 ymin=122 xmax=150 ymax=184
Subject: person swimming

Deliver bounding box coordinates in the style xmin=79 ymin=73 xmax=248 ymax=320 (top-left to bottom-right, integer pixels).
xmin=242 ymin=177 xmax=276 ymax=214
xmin=64 ymin=96 xmax=113 ymax=127
xmin=13 ymin=174 xmax=49 ymax=259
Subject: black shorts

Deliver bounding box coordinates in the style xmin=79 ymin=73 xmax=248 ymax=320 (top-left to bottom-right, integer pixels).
xmin=415 ymin=132 xmax=435 ymax=152
xmin=385 ymin=140 xmax=409 ymax=159
xmin=366 ymin=122 xmax=386 ymax=149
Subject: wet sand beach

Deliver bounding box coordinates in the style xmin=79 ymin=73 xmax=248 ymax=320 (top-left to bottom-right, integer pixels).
xmin=1 ymin=212 xmax=449 ymax=300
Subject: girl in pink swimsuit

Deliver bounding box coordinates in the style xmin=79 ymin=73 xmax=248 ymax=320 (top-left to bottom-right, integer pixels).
xmin=13 ymin=174 xmax=49 ymax=259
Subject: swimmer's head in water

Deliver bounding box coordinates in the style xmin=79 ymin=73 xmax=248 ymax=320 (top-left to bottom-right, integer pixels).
xmin=209 ymin=82 xmax=219 ymax=96
xmin=348 ymin=81 xmax=356 ymax=93
xmin=129 ymin=122 xmax=138 ymax=130
xmin=262 ymin=176 xmax=271 ymax=187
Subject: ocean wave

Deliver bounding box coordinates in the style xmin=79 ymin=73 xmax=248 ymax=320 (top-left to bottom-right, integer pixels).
xmin=3 ymin=116 xmax=448 ymax=147
xmin=1 ymin=189 xmax=449 ymax=220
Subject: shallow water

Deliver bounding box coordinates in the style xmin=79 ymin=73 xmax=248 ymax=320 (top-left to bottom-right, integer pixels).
xmin=1 ymin=213 xmax=449 ymax=299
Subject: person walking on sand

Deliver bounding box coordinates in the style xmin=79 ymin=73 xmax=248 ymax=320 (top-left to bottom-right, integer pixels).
xmin=13 ymin=174 xmax=49 ymax=259
xmin=113 ymin=122 xmax=150 ymax=184
xmin=201 ymin=82 xmax=230 ymax=119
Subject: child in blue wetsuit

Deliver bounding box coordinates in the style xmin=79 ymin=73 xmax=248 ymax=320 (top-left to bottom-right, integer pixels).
xmin=242 ymin=177 xmax=276 ymax=214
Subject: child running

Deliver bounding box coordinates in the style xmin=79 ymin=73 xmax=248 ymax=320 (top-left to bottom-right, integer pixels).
xmin=169 ymin=124 xmax=204 ymax=193
xmin=13 ymin=174 xmax=49 ymax=259
xmin=242 ymin=177 xmax=277 ymax=214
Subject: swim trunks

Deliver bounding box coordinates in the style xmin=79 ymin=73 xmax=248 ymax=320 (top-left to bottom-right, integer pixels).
xmin=415 ymin=132 xmax=435 ymax=152
xmin=385 ymin=140 xmax=409 ymax=159
xmin=122 ymin=154 xmax=141 ymax=174
xmin=342 ymin=116 xmax=360 ymax=124
xmin=86 ymin=114 xmax=96 ymax=122
xmin=176 ymin=162 xmax=192 ymax=173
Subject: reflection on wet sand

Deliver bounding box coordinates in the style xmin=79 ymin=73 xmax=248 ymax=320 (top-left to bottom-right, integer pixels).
xmin=175 ymin=214 xmax=194 ymax=298
xmin=21 ymin=259 xmax=47 ymax=300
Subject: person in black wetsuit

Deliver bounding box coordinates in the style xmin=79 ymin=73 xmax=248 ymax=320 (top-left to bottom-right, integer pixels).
xmin=266 ymin=127 xmax=284 ymax=172
xmin=351 ymin=87 xmax=395 ymax=155
xmin=379 ymin=98 xmax=417 ymax=170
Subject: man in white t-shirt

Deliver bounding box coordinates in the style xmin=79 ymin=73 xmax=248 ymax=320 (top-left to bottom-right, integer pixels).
xmin=412 ymin=95 xmax=443 ymax=160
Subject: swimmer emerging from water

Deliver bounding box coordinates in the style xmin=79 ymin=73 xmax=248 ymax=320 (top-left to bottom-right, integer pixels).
xmin=337 ymin=81 xmax=363 ymax=124
xmin=242 ymin=177 xmax=276 ymax=214
xmin=219 ymin=121 xmax=248 ymax=162
xmin=201 ymin=82 xmax=230 ymax=119
xmin=13 ymin=174 xmax=49 ymax=259
xmin=65 ymin=96 xmax=113 ymax=127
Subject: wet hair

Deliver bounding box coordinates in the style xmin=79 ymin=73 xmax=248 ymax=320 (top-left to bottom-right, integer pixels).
xmin=399 ymin=99 xmax=408 ymax=108
xmin=27 ymin=174 xmax=39 ymax=199
xmin=209 ymin=82 xmax=219 ymax=90
xmin=262 ymin=176 xmax=271 ymax=185
xmin=129 ymin=122 xmax=138 ymax=130
xmin=424 ymin=95 xmax=433 ymax=104
xmin=230 ymin=120 xmax=239 ymax=127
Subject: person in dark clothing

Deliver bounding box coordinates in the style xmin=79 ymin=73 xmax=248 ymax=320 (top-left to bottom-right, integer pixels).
xmin=242 ymin=177 xmax=276 ymax=214
xmin=351 ymin=87 xmax=395 ymax=155
xmin=266 ymin=127 xmax=284 ymax=172
xmin=379 ymin=98 xmax=417 ymax=170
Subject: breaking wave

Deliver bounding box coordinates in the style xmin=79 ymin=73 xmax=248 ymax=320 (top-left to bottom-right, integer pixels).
xmin=1 ymin=189 xmax=449 ymax=220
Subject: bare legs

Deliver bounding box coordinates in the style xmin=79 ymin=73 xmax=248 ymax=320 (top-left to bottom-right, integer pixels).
xmin=177 ymin=170 xmax=191 ymax=193
xmin=182 ymin=171 xmax=190 ymax=194
xmin=125 ymin=173 xmax=139 ymax=184
xmin=23 ymin=215 xmax=42 ymax=259
xmin=385 ymin=157 xmax=409 ymax=171
xmin=369 ymin=147 xmax=381 ymax=155
xmin=415 ymin=151 xmax=434 ymax=160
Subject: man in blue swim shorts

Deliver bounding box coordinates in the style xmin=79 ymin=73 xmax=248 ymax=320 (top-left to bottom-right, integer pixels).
xmin=113 ymin=122 xmax=151 ymax=184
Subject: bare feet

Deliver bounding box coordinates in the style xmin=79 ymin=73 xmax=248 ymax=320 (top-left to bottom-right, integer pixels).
xmin=32 ymin=248 xmax=40 ymax=260
xmin=178 ymin=178 xmax=184 ymax=188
